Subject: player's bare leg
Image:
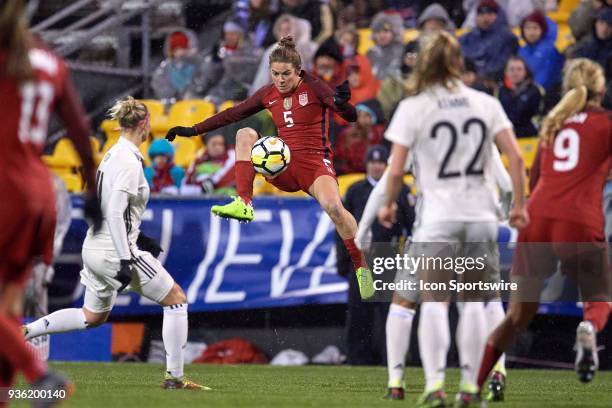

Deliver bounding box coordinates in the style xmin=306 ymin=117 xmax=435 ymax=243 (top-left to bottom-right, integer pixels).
xmin=159 ymin=283 xmax=210 ymax=390
xmin=211 ymin=127 xmax=258 ymax=222
xmin=477 ymin=301 xmax=539 ymax=394
xmin=309 ymin=175 xmax=374 ymax=299
xmin=384 ymin=294 xmax=417 ymax=400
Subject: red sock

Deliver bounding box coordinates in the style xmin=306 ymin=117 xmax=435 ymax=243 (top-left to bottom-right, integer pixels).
xmin=477 ymin=343 xmax=503 ymax=390
xmin=584 ymin=302 xmax=611 ymax=332
xmin=0 ymin=315 xmax=46 ymax=384
xmin=235 ymin=160 xmax=255 ymax=205
xmin=343 ymin=238 xmax=367 ymax=270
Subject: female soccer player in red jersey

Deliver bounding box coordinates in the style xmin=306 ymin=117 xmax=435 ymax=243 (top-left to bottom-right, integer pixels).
xmin=0 ymin=0 xmax=101 ymax=400
xmin=477 ymin=58 xmax=612 ymax=393
xmin=166 ymin=36 xmax=375 ymax=299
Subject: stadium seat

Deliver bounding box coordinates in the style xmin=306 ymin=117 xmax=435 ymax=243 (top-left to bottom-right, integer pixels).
xmin=555 ymin=23 xmax=575 ymax=52
xmin=139 ymin=139 xmax=151 ymax=166
xmin=151 ymin=100 xmax=215 ymax=138
xmin=43 ymin=138 xmax=84 ymax=168
xmin=219 ymin=100 xmax=236 ymax=112
xmin=139 ymin=99 xmax=165 ymax=117
xmin=100 ymin=118 xmax=120 ymax=142
xmin=171 ymin=137 xmax=198 ymax=168
xmin=337 ymin=173 xmax=365 ymax=197
xmin=548 ymin=0 xmax=580 ymax=24
xmin=518 ymin=137 xmax=539 ymax=170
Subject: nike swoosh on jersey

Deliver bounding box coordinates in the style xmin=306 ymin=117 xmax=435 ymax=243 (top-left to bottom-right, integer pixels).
xmin=268 ymin=99 xmax=278 ymax=105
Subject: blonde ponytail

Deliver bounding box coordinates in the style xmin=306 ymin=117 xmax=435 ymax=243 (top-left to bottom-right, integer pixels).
xmin=539 ymin=86 xmax=587 ymax=145
xmin=107 ymin=96 xmax=148 ymax=129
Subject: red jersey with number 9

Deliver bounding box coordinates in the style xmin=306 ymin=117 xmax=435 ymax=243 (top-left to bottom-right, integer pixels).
xmin=528 ymin=108 xmax=612 ymax=231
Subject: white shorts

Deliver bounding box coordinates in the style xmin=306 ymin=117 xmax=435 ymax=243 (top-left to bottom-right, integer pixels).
xmin=80 ymin=246 xmax=174 ymax=313
xmin=395 ymin=221 xmax=500 ymax=302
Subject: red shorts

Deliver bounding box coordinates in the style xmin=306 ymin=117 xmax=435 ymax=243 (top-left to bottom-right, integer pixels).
xmin=0 ymin=179 xmax=56 ymax=286
xmin=266 ymin=151 xmax=337 ymax=194
xmin=512 ymin=217 xmax=610 ymax=301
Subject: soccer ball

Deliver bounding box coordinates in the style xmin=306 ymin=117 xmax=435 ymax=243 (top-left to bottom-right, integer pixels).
xmin=251 ymin=136 xmax=291 ymax=177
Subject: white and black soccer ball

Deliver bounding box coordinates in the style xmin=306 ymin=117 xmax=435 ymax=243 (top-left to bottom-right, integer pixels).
xmin=251 ymin=136 xmax=291 ymax=177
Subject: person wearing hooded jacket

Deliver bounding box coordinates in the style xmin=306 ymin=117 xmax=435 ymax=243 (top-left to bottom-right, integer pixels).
xmin=367 ymin=12 xmax=405 ymax=81
xmin=518 ymin=9 xmax=564 ymax=91
xmin=151 ymin=29 xmax=206 ymax=101
xmin=572 ymin=7 xmax=612 ymax=73
xmin=144 ymin=139 xmax=185 ymax=195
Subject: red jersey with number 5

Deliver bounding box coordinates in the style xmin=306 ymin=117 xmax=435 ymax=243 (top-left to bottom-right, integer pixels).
xmin=528 ymin=108 xmax=612 ymax=231
xmin=193 ymin=71 xmax=356 ymax=157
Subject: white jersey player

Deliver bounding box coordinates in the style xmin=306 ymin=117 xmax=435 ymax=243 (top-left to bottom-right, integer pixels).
xmin=24 ymin=97 xmax=209 ymax=391
xmin=377 ymin=32 xmax=528 ymax=406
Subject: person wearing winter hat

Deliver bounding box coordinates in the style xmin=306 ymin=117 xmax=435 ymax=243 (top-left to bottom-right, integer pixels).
xmin=151 ymin=29 xmax=205 ymax=101
xmin=367 ymin=12 xmax=405 ymax=81
xmin=460 ymin=0 xmax=518 ymax=81
xmin=572 ymin=7 xmax=612 ymax=72
xmin=417 ymin=2 xmax=456 ymax=32
xmin=519 ymin=9 xmax=565 ymax=91
xmin=144 ymin=139 xmax=185 ymax=195
xmin=312 ymin=36 xmax=346 ymax=87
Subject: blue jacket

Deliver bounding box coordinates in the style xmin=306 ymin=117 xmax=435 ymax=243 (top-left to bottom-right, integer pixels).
xmin=460 ymin=25 xmax=518 ymax=80
xmin=498 ymin=80 xmax=542 ymax=138
xmin=519 ymin=43 xmax=564 ymax=90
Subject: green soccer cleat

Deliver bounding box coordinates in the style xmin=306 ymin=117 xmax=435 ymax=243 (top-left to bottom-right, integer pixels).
xmin=355 ymin=267 xmax=375 ymax=299
xmin=486 ymin=371 xmax=506 ymax=402
xmin=211 ymin=196 xmax=254 ymax=222
xmin=162 ymin=373 xmax=211 ymax=390
xmin=417 ymin=383 xmax=448 ymax=408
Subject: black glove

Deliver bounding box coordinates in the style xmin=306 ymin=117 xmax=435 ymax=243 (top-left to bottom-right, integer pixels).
xmin=333 ymin=80 xmax=351 ymax=106
xmin=137 ymin=232 xmax=163 ymax=258
xmin=83 ymin=193 xmax=103 ymax=233
xmin=165 ymin=126 xmax=197 ymax=142
xmin=115 ymin=260 xmax=133 ymax=293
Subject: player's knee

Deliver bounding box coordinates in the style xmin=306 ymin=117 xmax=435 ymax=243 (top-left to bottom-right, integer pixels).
xmin=83 ymin=308 xmax=108 ymax=328
xmin=161 ymin=284 xmax=187 ymax=306
xmin=392 ymin=293 xmax=416 ymax=309
xmin=236 ymin=127 xmax=258 ymax=145
xmin=321 ymin=199 xmax=343 ymax=221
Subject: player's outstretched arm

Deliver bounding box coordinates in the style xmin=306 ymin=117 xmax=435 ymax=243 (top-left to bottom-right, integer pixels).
xmin=165 ymin=90 xmax=266 ymax=141
xmin=304 ymin=74 xmax=357 ymax=122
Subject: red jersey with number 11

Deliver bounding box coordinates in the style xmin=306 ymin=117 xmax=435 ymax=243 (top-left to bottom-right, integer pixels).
xmin=528 ymin=108 xmax=612 ymax=231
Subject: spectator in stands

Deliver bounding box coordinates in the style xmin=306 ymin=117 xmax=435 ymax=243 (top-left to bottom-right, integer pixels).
xmin=460 ymin=0 xmax=518 ymax=81
xmin=151 ymin=30 xmax=205 ymax=101
xmin=279 ymin=0 xmax=334 ymax=44
xmin=347 ymin=62 xmax=380 ymax=106
xmin=385 ymin=0 xmax=420 ymax=27
xmin=569 ymin=0 xmax=612 ymax=44
xmin=201 ymin=19 xmax=263 ymax=106
xmin=417 ymin=2 xmax=456 ymax=32
xmin=377 ymin=41 xmax=418 ymax=122
xmin=461 ymin=57 xmax=493 ymax=93
xmin=462 ymin=0 xmax=545 ymax=29
xmin=249 ymin=14 xmax=317 ymax=95
xmin=367 ymin=12 xmax=405 ymax=81
xmin=571 ymin=8 xmax=612 ymax=72
xmin=519 ymin=10 xmax=565 ymax=91
xmin=144 ymin=139 xmax=185 ymax=195
xmin=498 ymin=56 xmax=543 ymax=138
xmin=334 ymin=102 xmax=385 ymax=174
xmin=246 ymin=0 xmax=280 ymax=48
xmin=419 ymin=0 xmax=466 ymax=27
xmin=181 ymin=133 xmax=236 ymax=196
xmin=312 ymin=36 xmax=346 ymax=87
xmin=336 ymin=144 xmax=415 ymax=365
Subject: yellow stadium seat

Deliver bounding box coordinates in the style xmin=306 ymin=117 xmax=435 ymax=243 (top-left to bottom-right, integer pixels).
xmin=151 ymin=100 xmax=216 ymax=138
xmin=337 ymin=173 xmax=365 ymax=197
xmin=171 ymin=137 xmax=198 ymax=168
xmin=518 ymin=137 xmax=539 ymax=170
xmin=555 ymin=23 xmax=575 ymax=52
xmin=219 ymin=100 xmax=236 ymax=112
xmin=42 ymin=138 xmax=82 ymax=168
xmin=139 ymin=139 xmax=152 ymax=166
xmin=139 ymin=99 xmax=165 ymax=117
xmin=100 ymin=118 xmax=121 ymax=141
xmin=48 ymin=167 xmax=83 ymax=192
xmin=548 ymin=0 xmax=580 ymax=24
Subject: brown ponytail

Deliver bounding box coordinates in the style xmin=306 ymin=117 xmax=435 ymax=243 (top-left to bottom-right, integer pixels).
xmin=0 ymin=0 xmax=33 ymax=82
xmin=269 ymin=35 xmax=302 ymax=70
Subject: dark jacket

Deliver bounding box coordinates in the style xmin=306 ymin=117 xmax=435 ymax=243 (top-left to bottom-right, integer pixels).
xmin=336 ymin=178 xmax=415 ymax=277
xmin=498 ymin=80 xmax=543 ymax=138
xmin=572 ymin=30 xmax=612 ymax=72
xmin=460 ymin=24 xmax=519 ymax=80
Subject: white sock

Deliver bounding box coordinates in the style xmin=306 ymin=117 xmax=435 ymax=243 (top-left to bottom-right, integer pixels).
xmin=163 ymin=304 xmax=188 ymax=378
xmin=386 ymin=304 xmax=415 ymax=388
xmin=485 ymin=300 xmax=506 ymax=374
xmin=25 ymin=308 xmax=88 ymax=340
xmin=456 ymin=302 xmax=487 ymax=390
xmin=418 ymin=302 xmax=450 ymax=391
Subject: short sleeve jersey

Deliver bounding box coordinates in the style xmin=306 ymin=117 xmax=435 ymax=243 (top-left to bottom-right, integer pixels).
xmin=385 ymin=82 xmax=513 ymax=225
xmin=83 ymin=138 xmax=150 ymax=251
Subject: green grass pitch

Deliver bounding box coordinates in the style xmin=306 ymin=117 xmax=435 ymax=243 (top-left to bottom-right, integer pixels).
xmin=10 ymin=363 xmax=612 ymax=407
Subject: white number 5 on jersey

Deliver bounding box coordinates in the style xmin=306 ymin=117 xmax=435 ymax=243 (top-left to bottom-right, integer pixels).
xmin=553 ymin=129 xmax=579 ymax=172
